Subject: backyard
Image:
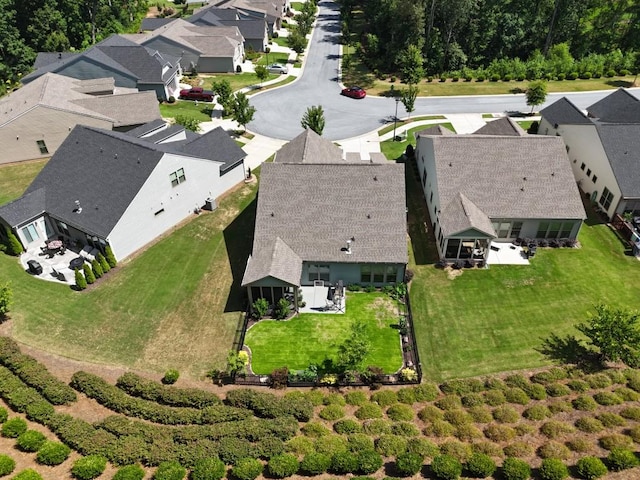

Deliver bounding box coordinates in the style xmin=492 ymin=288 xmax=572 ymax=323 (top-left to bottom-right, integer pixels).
xmin=244 ymin=292 xmax=404 ymax=374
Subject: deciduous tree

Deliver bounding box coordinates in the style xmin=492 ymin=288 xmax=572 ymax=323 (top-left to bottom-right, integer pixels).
xmin=400 ymin=85 xmax=418 ymax=118
xmin=337 ymin=321 xmax=370 ymax=372
xmin=211 ymin=79 xmax=233 ymax=114
xmin=300 ymin=105 xmax=325 ymax=135
xmin=255 ymin=65 xmax=269 ymax=85
xmin=525 ymin=80 xmax=547 ymax=113
xmin=231 ymin=92 xmax=256 ymax=132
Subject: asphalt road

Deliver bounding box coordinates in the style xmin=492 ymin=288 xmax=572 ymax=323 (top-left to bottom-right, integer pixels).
xmin=248 ymin=0 xmax=640 ymax=141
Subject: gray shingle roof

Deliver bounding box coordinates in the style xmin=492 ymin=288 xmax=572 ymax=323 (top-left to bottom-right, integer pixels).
xmin=124 ymin=119 xmax=168 ymax=138
xmin=274 ymin=129 xmax=343 ymax=163
xmin=33 ymin=52 xmax=78 ymax=69
xmin=596 ymin=124 xmax=640 ymax=198
xmin=473 ymin=117 xmax=526 ymax=136
xmin=250 ymin=162 xmax=408 ymax=267
xmin=425 ymin=135 xmax=586 ymax=226
xmin=0 ymin=188 xmax=46 ymax=227
xmin=177 ymin=126 xmax=246 ymax=173
xmin=140 ymin=18 xmax=175 ymax=31
xmin=218 ymin=19 xmax=267 ymax=40
xmin=440 ymin=193 xmax=496 ymax=237
xmin=191 ymin=6 xmax=240 ymax=23
xmin=71 ymin=90 xmax=161 ymax=127
xmin=588 ymin=88 xmax=640 ymax=123
xmin=242 ymin=237 xmax=302 ymax=286
xmin=540 ymin=97 xmax=590 ymax=126
xmin=415 ymin=125 xmax=454 ymax=137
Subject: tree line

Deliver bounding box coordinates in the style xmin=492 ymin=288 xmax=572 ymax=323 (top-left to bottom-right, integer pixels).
xmin=339 ymin=0 xmax=640 ymax=76
xmin=0 ymin=0 xmax=148 ymax=94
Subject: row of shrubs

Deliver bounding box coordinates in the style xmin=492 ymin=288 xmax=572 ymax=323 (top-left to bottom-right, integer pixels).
xmin=75 ymin=247 xmax=117 ymax=290
xmin=71 ymin=371 xmax=251 ymax=425
xmin=225 ymin=388 xmax=314 ymax=422
xmin=0 ymin=336 xmax=76 ymax=405
xmin=424 ymin=69 xmax=633 ymax=83
xmin=115 ymin=371 xmax=221 ymax=408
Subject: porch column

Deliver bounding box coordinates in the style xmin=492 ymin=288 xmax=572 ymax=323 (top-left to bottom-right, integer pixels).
xmin=247 ymin=286 xmax=253 ymax=311
xmin=294 ymin=286 xmax=299 ymax=313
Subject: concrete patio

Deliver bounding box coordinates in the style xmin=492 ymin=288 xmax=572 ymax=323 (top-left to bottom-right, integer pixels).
xmin=298 ymin=284 xmax=346 ymax=314
xmin=20 ymin=243 xmax=95 ymax=286
xmin=486 ymin=242 xmax=530 ymax=265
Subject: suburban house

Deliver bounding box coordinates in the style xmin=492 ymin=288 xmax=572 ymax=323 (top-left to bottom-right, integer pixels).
xmin=210 ymin=0 xmax=289 ymax=35
xmin=0 ymin=123 xmax=247 ymax=262
xmin=0 ymin=73 xmax=161 ymax=165
xmin=188 ymin=6 xmax=268 ymax=52
xmin=539 ymin=88 xmax=640 ymax=219
xmin=242 ymin=129 xmax=407 ymax=310
xmin=22 ymin=35 xmax=182 ymax=101
xmin=414 ymin=130 xmax=586 ymax=261
xmin=130 ymin=19 xmax=245 ymax=73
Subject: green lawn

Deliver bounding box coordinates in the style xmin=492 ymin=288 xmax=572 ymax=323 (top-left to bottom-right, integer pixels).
xmin=380 ymin=123 xmax=455 ymax=160
xmin=270 ymin=37 xmax=289 ymax=48
xmin=517 ymin=120 xmax=534 ymax=130
xmin=256 ymin=52 xmax=289 ymax=66
xmin=244 ymin=292 xmax=404 ymax=374
xmin=377 ymin=116 xmax=446 ymax=136
xmin=159 ymin=101 xmax=214 ymax=121
xmin=199 ymin=72 xmax=279 ymax=93
xmin=0 ymin=164 xmax=260 ymax=379
xmin=404 ymin=160 xmax=640 ymax=382
xmin=0 ymin=160 xmax=47 ymax=205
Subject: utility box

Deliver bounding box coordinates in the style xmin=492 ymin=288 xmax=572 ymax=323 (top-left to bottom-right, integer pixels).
xmin=204 ymin=198 xmax=217 ymax=211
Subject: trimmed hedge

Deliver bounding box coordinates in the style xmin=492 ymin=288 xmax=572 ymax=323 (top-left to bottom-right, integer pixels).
xmin=12 ymin=470 xmax=43 ymax=480
xmin=395 ymin=452 xmax=423 ymax=476
xmin=1 ymin=418 xmax=27 ymax=438
xmin=465 ymin=453 xmax=496 ymax=478
xmin=231 ymin=458 xmax=262 ymax=480
xmin=36 ymin=440 xmax=71 ymax=466
xmin=539 ymin=458 xmax=569 ymax=480
xmin=267 ymin=453 xmax=299 ymax=478
xmin=0 ymin=454 xmax=15 ymax=476
xmin=154 ymin=461 xmax=186 ymax=480
xmin=501 ymin=457 xmax=530 ymax=480
xmin=71 ymin=455 xmax=107 ymax=480
xmin=16 ymin=430 xmax=46 ymax=452
xmin=116 ymin=372 xmax=221 ymax=408
xmin=607 ymin=448 xmax=639 ymax=470
xmin=72 ymin=371 xmax=250 ymax=425
xmin=225 ymin=388 xmax=313 ymax=421
xmin=356 ymin=450 xmax=382 ymax=475
xmin=0 ymin=337 xmax=76 ymax=405
xmin=190 ymin=457 xmax=226 ymax=480
xmin=431 ymin=454 xmax=462 ymax=480
xmin=576 ymin=456 xmax=608 ymax=479
xmin=113 ymin=464 xmax=145 ymax=480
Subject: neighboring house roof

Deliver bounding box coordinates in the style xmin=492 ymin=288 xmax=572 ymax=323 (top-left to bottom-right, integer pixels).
xmin=71 ymin=77 xmax=115 ymax=94
xmin=191 ymin=6 xmax=240 ymax=22
xmin=473 ymin=117 xmax=526 ymax=136
xmin=424 ymin=135 xmax=585 ymax=238
xmin=274 ymin=129 xmax=343 ymax=163
xmin=440 ymin=193 xmax=496 ymax=237
xmin=136 ymin=19 xmax=244 ymax=57
xmin=539 ymin=97 xmax=590 ymax=126
xmin=33 ymin=52 xmax=78 ymax=69
xmin=124 ymin=118 xmax=168 ymax=137
xmin=212 ymin=0 xmax=277 ymax=22
xmin=217 ymin=19 xmax=267 ymax=41
xmin=1 ymin=124 xmax=244 ymax=237
xmin=140 ymin=18 xmax=175 ymax=31
xmin=242 ymin=236 xmax=302 ymax=286
xmin=249 ymin=162 xmax=408 ymax=269
xmin=596 ymin=124 xmax=640 ymax=198
xmin=415 ymin=125 xmax=455 ymax=137
xmin=0 ymin=73 xmax=160 ymax=129
xmin=22 ymin=35 xmax=179 ymax=86
xmin=588 ymin=88 xmax=640 ymax=123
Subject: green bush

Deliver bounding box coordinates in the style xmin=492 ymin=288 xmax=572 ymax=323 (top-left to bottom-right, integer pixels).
xmin=83 ymin=263 xmax=95 ymax=284
xmin=267 ymin=453 xmax=299 ymax=478
xmin=116 ymin=372 xmax=220 ymax=408
xmin=387 ymin=404 xmax=414 ymax=422
xmin=572 ymin=395 xmax=598 ymax=411
xmin=504 ymin=388 xmax=529 ymax=405
xmin=162 ymin=369 xmax=179 ymax=385
xmin=395 ymin=452 xmax=423 ymax=476
xmin=537 ymin=441 xmax=570 ymax=460
xmin=71 ymin=455 xmax=107 ymax=480
xmin=461 ymin=393 xmax=484 ymax=407
xmin=531 ymin=368 xmax=567 ymax=384
xmin=299 ymin=452 xmax=331 ymax=475
xmin=301 ymin=421 xmax=331 ymax=437
xmin=628 ymin=424 xmax=640 ymax=442
xmin=329 ymin=451 xmax=358 ymax=474
xmin=523 ymin=405 xmax=551 ymax=421
xmin=36 ymin=440 xmax=71 ymax=466
xmin=492 ymin=406 xmax=519 ymax=423
xmin=575 ymin=417 xmax=604 ymax=433
xmin=514 ymin=423 xmax=535 ymax=436
xmin=345 ymin=391 xmax=368 ymax=406
xmin=454 ymin=424 xmax=483 ymax=441
xmin=504 ymin=374 xmax=528 ymax=389
xmin=355 ymin=402 xmax=383 ymax=420
xmin=1 ymin=418 xmax=27 ymax=438
xmin=285 ymin=436 xmax=314 ymax=456
xmin=391 ymin=421 xmax=420 ymax=437
xmin=467 ymin=406 xmax=492 ymax=423
xmin=190 ymin=457 xmax=226 ymax=480
xmin=539 ymin=421 xmax=575 ymax=439
xmin=11 ymin=470 xmax=42 ymax=480
xmin=522 ymin=383 xmax=547 ymax=400
xmin=322 ymin=392 xmax=346 ymax=406
xmin=501 ymin=457 xmax=530 ymax=480
xmin=333 ymin=419 xmax=360 ymax=434
xmin=362 ymin=419 xmax=391 ymax=436
xmin=435 ymin=395 xmax=462 ymax=411
xmin=347 ymin=434 xmax=374 ymax=453
xmin=0 ymin=408 xmax=6 ymax=424
xmin=431 ymin=454 xmax=462 ymax=480
xmin=396 ymin=388 xmax=416 ymax=405
xmin=607 ymin=448 xmax=639 ymax=470
xmin=444 ymin=409 xmax=472 ymax=426
xmin=503 ymin=442 xmax=533 ymax=458
xmin=576 ymin=456 xmax=607 ymax=479
xmin=485 ymin=378 xmax=506 ymax=391
xmin=154 ymin=461 xmax=186 ymax=480
xmin=424 ymin=420 xmax=455 ymax=437
xmin=567 ymin=380 xmax=590 ymax=392
xmin=418 ymin=406 xmax=444 ymax=423
xmin=256 ymin=436 xmax=285 ymax=459
xmin=313 ymin=434 xmax=347 ymax=457
xmin=585 ymin=373 xmax=611 ymax=389
xmin=539 ymin=458 xmax=568 ymax=480
xmin=356 ymin=450 xmax=382 ymax=475
xmin=440 ymin=378 xmax=484 ymax=395
xmin=596 ymin=412 xmax=626 ymax=427
xmin=547 ymin=400 xmax=572 ymax=414
xmin=371 ymin=390 xmax=397 ymax=407
xmin=598 ymin=433 xmax=634 ymax=451
xmin=613 ymin=387 xmax=639 ymax=401
xmin=471 ymin=441 xmax=503 ymax=458
xmin=619 ymin=406 xmax=640 ymax=420
xmin=465 ymin=453 xmax=496 ymax=478
xmin=375 ymin=434 xmax=408 ymax=457
xmin=413 ymin=383 xmax=440 ymax=401
xmin=0 ymin=454 xmax=15 ymax=476
xmin=318 ymin=404 xmax=344 ymax=421
xmin=483 ymin=424 xmax=515 ymax=442
xmin=16 ymin=430 xmax=46 ymax=452
xmin=112 ymin=464 xmax=145 ymax=480
xmin=105 ymin=245 xmax=117 ymax=267
xmin=545 ymin=383 xmax=571 ymax=397
xmin=231 ymin=458 xmax=262 ymax=480
xmin=566 ymin=438 xmax=593 ymax=453
xmin=439 ymin=441 xmax=472 ymax=463
xmin=97 ymin=253 xmax=110 ymax=273
xmin=407 ymin=438 xmax=439 ymax=458
xmin=90 ymin=259 xmax=103 ymax=279
xmin=593 ymin=391 xmax=623 ymax=406
xmin=483 ymin=390 xmax=506 ymax=406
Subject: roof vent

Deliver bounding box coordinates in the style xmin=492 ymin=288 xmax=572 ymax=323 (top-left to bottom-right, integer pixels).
xmin=373 ymin=175 xmax=377 ymax=181
xmin=551 ymin=172 xmax=555 ymax=176
xmin=114 ymin=153 xmax=118 ymax=159
xmin=520 ymin=187 xmax=525 ymax=192
xmin=270 ymin=212 xmax=274 ymax=217
xmin=449 ymin=162 xmax=452 ymax=167
xmin=366 ymin=214 xmax=371 ymax=219
xmin=74 ymin=200 xmax=82 ymax=214
xmin=345 ymin=239 xmax=352 ymax=254
xmin=523 ymin=176 xmax=527 ymax=181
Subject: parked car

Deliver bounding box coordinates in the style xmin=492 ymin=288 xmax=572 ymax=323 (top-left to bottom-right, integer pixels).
xmin=178 ymin=87 xmax=214 ymax=102
xmin=341 ymin=86 xmax=366 ymax=99
xmin=267 ymin=63 xmax=288 ymax=74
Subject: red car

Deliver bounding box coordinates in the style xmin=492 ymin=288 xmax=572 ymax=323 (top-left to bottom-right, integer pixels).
xmin=341 ymin=86 xmax=366 ymax=99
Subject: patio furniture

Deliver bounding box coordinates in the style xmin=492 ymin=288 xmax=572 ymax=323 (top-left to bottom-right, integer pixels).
xmin=47 ymin=240 xmax=63 ymax=250
xmin=69 ymin=257 xmax=84 ymax=270
xmin=27 ymin=260 xmax=43 ymax=275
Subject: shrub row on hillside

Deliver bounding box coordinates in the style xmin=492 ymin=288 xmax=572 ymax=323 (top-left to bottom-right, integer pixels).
xmin=0 ymin=366 xmax=55 ymax=422
xmin=71 ymin=371 xmax=250 ymax=425
xmin=225 ymin=388 xmax=314 ymax=421
xmin=0 ymin=337 xmax=76 ymax=405
xmin=116 ymin=372 xmax=221 ymax=408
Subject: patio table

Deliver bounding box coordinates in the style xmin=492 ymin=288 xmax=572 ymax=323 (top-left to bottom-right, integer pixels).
xmin=69 ymin=257 xmax=84 ymax=270
xmin=47 ymin=240 xmax=63 ymax=250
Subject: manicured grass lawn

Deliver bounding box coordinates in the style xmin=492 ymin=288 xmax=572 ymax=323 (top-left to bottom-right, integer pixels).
xmin=199 ymin=73 xmax=279 ymax=92
xmin=255 ymin=52 xmax=289 ymax=66
xmin=380 ymin=123 xmax=455 ymax=160
xmin=244 ymin=292 xmax=404 ymax=374
xmin=517 ymin=120 xmax=534 ymax=130
xmin=0 ymin=160 xmax=47 ymax=205
xmin=404 ymin=160 xmax=640 ymax=382
xmin=159 ymin=101 xmax=214 ymax=121
xmin=270 ymin=37 xmax=289 ymax=48
xmin=0 ymin=164 xmax=259 ymax=378
xmin=377 ymin=116 xmax=446 ymax=136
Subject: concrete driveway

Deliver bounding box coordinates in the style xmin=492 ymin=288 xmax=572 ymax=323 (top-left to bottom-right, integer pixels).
xmin=247 ymin=0 xmax=640 ymax=142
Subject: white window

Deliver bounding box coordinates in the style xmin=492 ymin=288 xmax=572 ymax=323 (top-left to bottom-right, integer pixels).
xmin=21 ymin=223 xmax=39 ymax=243
xmin=170 ymin=168 xmax=186 ymax=187
xmin=600 ymin=187 xmax=614 ymax=211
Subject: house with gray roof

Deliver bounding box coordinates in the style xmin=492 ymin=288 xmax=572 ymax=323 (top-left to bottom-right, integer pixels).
xmin=241 ymin=133 xmax=407 ymax=311
xmin=189 ymin=6 xmax=268 ymax=52
xmin=415 ymin=133 xmax=585 ymax=261
xmin=210 ymin=0 xmax=289 ymax=35
xmin=0 ymin=124 xmax=246 ymax=262
xmin=274 ymin=128 xmax=343 ymax=163
xmin=131 ymin=19 xmax=245 ymax=73
xmin=0 ymin=72 xmax=161 ymax=165
xmin=539 ymin=89 xmax=640 ymax=218
xmin=473 ymin=116 xmax=527 ymax=136
xmin=22 ymin=35 xmax=182 ymax=101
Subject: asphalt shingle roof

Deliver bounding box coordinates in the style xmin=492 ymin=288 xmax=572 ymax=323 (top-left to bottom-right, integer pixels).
xmin=140 ymin=18 xmax=175 ymax=31
xmin=274 ymin=129 xmax=343 ymax=163
xmin=596 ymin=124 xmax=640 ymax=198
xmin=177 ymin=126 xmax=246 ymax=173
xmin=424 ymin=135 xmax=585 ymax=238
xmin=588 ymin=88 xmax=640 ymax=123
xmin=540 ymin=97 xmax=590 ymax=126
xmin=415 ymin=125 xmax=454 ymax=137
xmin=0 ymin=188 xmax=46 ymax=227
xmin=473 ymin=117 xmax=526 ymax=136
xmin=71 ymin=90 xmax=161 ymax=127
xmin=242 ymin=237 xmax=302 ymax=286
xmin=440 ymin=193 xmax=496 ymax=237
xmin=250 ymin=162 xmax=408 ymax=267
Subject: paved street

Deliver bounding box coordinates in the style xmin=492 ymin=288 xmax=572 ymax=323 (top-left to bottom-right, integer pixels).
xmin=247 ymin=0 xmax=640 ymax=141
